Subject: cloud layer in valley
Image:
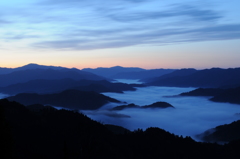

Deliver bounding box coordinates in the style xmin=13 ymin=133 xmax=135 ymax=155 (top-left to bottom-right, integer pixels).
xmin=85 ymin=86 xmax=240 ymax=140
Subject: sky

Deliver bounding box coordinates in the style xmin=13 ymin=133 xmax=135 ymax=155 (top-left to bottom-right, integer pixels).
xmin=0 ymin=0 xmax=240 ymax=69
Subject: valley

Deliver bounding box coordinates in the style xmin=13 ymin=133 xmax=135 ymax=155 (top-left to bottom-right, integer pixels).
xmin=1 ymin=64 xmax=240 ymax=158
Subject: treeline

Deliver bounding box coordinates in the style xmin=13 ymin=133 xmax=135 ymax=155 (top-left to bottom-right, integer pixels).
xmin=1 ymin=99 xmax=240 ymax=159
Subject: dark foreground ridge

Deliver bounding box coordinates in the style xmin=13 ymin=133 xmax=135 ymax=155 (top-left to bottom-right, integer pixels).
xmin=111 ymin=102 xmax=174 ymax=110
xmin=197 ymin=120 xmax=240 ymax=143
xmin=1 ymin=99 xmax=240 ymax=159
xmin=7 ymin=89 xmax=121 ymax=110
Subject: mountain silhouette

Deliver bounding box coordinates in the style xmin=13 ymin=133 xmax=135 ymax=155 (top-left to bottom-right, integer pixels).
xmin=0 ymin=63 xmax=66 ymax=75
xmin=197 ymin=120 xmax=240 ymax=143
xmin=147 ymin=68 xmax=240 ymax=88
xmin=179 ymin=88 xmax=225 ymax=96
xmin=110 ymin=69 xmax=176 ymax=80
xmin=111 ymin=102 xmax=174 ymax=110
xmin=82 ymin=66 xmax=145 ymax=77
xmin=210 ymin=87 xmax=240 ymax=104
xmin=7 ymin=89 xmax=121 ymax=110
xmin=1 ymin=99 xmax=240 ymax=159
xmin=14 ymin=63 xmax=66 ymax=70
xmin=144 ymin=68 xmax=197 ymax=84
xmin=83 ymin=66 xmax=176 ymax=79
xmin=178 ymin=87 xmax=240 ymax=105
xmin=0 ymin=79 xmax=140 ymax=95
xmin=0 ymin=68 xmax=106 ymax=87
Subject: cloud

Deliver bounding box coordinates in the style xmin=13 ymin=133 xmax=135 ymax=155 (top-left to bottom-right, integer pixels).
xmin=190 ymin=24 xmax=240 ymax=40
xmin=4 ymin=34 xmax=40 ymax=40
xmin=32 ymin=23 xmax=240 ymax=50
xmin=83 ymin=110 xmax=131 ymax=118
xmin=40 ymin=0 xmax=147 ymax=5
xmin=107 ymin=5 xmax=222 ymax=22
xmin=1 ymin=0 xmax=240 ymax=51
xmin=0 ymin=19 xmax=10 ymax=25
xmin=94 ymin=86 xmax=240 ymax=139
xmin=33 ymin=39 xmax=90 ymax=50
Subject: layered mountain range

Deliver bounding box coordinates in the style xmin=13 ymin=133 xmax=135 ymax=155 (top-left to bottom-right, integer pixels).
xmin=1 ymin=63 xmax=240 ymax=148
xmin=7 ymin=89 xmax=121 ymax=110
xmin=83 ymin=66 xmax=176 ymax=79
xmin=1 ymin=99 xmax=240 ymax=159
xmin=145 ymin=68 xmax=240 ymax=88
xmin=179 ymin=87 xmax=240 ymax=105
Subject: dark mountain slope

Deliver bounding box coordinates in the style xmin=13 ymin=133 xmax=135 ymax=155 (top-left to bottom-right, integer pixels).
xmin=179 ymin=88 xmax=225 ymax=96
xmin=0 ymin=79 xmax=138 ymax=95
xmin=0 ymin=99 xmax=118 ymax=159
xmin=0 ymin=63 xmax=66 ymax=75
xmin=178 ymin=87 xmax=240 ymax=105
xmin=145 ymin=68 xmax=197 ymax=83
xmin=111 ymin=102 xmax=174 ymax=110
xmin=83 ymin=66 xmax=176 ymax=79
xmin=147 ymin=68 xmax=240 ymax=88
xmin=198 ymin=120 xmax=240 ymax=143
xmin=0 ymin=68 xmax=106 ymax=87
xmin=0 ymin=67 xmax=13 ymax=75
xmin=210 ymin=87 xmax=240 ymax=104
xmin=0 ymin=78 xmax=83 ymax=95
xmin=104 ymin=124 xmax=131 ymax=134
xmin=1 ymin=99 xmax=240 ymax=158
xmin=110 ymin=69 xmax=176 ymax=80
xmin=15 ymin=63 xmax=65 ymax=70
xmin=7 ymin=89 xmax=120 ymax=110
xmin=82 ymin=66 xmax=145 ymax=77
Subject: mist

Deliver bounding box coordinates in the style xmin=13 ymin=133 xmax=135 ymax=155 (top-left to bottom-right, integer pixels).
xmin=112 ymin=79 xmax=143 ymax=84
xmin=1 ymin=79 xmax=240 ymax=141
xmin=84 ymin=80 xmax=240 ymax=140
xmin=0 ymin=93 xmax=8 ymax=99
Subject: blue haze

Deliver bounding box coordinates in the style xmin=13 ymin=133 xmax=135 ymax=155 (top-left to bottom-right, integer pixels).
xmin=1 ymin=79 xmax=240 ymax=140
xmin=0 ymin=93 xmax=8 ymax=99
xmin=84 ymin=79 xmax=240 ymax=140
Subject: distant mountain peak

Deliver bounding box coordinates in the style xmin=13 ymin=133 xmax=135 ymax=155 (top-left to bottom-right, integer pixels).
xmin=111 ymin=66 xmax=124 ymax=68
xmin=17 ymin=63 xmax=65 ymax=70
xmin=24 ymin=63 xmax=39 ymax=66
xmin=110 ymin=66 xmax=144 ymax=69
xmin=21 ymin=63 xmax=41 ymax=68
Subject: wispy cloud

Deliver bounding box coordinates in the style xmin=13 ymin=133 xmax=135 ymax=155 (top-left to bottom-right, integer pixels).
xmin=1 ymin=0 xmax=240 ymax=51
xmin=0 ymin=19 xmax=10 ymax=25
xmin=107 ymin=5 xmax=222 ymax=22
xmin=33 ymin=23 xmax=240 ymax=50
xmin=4 ymin=34 xmax=40 ymax=40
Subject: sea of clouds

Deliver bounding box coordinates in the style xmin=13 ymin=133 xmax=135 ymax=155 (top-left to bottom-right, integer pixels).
xmin=1 ymin=79 xmax=240 ymax=141
xmin=83 ymin=79 xmax=240 ymax=140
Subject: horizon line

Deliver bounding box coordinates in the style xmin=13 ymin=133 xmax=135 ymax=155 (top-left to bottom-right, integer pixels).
xmin=1 ymin=63 xmax=240 ymax=70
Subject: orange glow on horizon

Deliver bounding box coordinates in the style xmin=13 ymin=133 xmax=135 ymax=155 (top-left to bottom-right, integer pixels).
xmin=1 ymin=60 xmax=239 ymax=70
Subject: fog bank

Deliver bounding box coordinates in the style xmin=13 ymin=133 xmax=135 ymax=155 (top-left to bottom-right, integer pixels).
xmin=84 ymin=82 xmax=240 ymax=140
xmin=0 ymin=93 xmax=9 ymax=99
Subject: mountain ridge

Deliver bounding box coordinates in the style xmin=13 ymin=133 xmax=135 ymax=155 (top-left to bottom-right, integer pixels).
xmin=7 ymin=89 xmax=121 ymax=110
xmin=0 ymin=68 xmax=106 ymax=87
xmin=0 ymin=78 xmax=141 ymax=95
xmin=1 ymin=99 xmax=240 ymax=158
xmin=146 ymin=67 xmax=240 ymax=88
